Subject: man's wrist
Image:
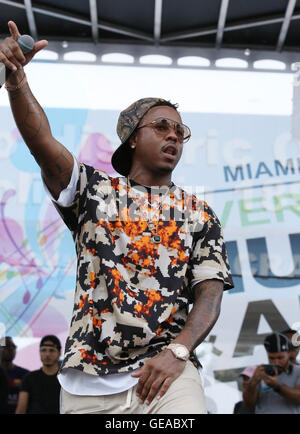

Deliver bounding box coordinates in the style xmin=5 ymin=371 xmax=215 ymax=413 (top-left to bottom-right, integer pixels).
xmin=5 ymin=73 xmax=27 ymax=92
xmin=5 ymin=68 xmax=24 ymax=86
xmin=273 ymin=384 xmax=281 ymax=393
xmin=166 ymin=343 xmax=190 ymax=361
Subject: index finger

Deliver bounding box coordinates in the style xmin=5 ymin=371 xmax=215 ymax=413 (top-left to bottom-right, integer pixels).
xmin=8 ymin=21 xmax=21 ymax=41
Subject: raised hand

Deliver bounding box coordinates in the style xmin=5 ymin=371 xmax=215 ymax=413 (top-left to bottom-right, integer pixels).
xmin=0 ymin=21 xmax=48 ymax=75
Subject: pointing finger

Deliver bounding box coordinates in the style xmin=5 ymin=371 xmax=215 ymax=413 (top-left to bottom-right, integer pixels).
xmin=8 ymin=21 xmax=21 ymax=41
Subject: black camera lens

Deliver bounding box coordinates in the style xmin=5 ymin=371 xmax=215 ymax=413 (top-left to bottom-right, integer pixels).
xmin=263 ymin=364 xmax=276 ymax=376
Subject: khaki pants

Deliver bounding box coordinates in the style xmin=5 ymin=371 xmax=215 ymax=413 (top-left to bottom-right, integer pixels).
xmin=60 ymin=360 xmax=207 ymax=414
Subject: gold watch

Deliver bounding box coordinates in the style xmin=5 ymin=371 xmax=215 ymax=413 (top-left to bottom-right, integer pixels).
xmin=166 ymin=343 xmax=189 ymax=361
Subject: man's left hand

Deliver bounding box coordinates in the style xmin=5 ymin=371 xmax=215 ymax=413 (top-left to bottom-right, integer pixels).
xmin=262 ymin=370 xmax=279 ymax=389
xmin=131 ymin=349 xmax=186 ymax=405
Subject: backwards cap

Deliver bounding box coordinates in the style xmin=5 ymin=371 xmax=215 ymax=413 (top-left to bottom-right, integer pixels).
xmin=112 ymin=97 xmax=169 ymax=176
xmin=264 ymin=332 xmax=290 ymax=353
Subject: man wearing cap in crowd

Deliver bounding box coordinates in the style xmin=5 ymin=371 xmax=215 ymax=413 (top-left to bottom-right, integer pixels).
xmin=243 ymin=332 xmax=300 ymax=414
xmin=15 ymin=335 xmax=61 ymax=414
xmin=0 ymin=21 xmax=234 ymax=414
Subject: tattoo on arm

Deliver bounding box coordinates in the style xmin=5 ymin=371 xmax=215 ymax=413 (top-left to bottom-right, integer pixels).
xmin=45 ymin=167 xmax=54 ymax=178
xmin=42 ymin=150 xmax=73 ymax=197
xmin=180 ymin=280 xmax=223 ymax=351
xmin=9 ymin=83 xmax=73 ymax=198
xmin=22 ymin=101 xmax=43 ymax=140
xmin=9 ymin=87 xmax=46 ymax=141
xmin=55 ymin=152 xmax=71 ymax=174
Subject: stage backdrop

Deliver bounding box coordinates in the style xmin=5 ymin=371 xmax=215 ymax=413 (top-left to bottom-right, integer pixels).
xmin=0 ymin=62 xmax=299 ymax=414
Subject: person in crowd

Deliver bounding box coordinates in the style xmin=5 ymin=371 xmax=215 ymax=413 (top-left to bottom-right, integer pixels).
xmin=243 ymin=332 xmax=300 ymax=414
xmin=0 ymin=21 xmax=233 ymax=414
xmin=233 ymin=366 xmax=256 ymax=414
xmin=0 ymin=336 xmax=29 ymax=414
xmin=0 ymin=363 xmax=9 ymax=414
xmin=15 ymin=335 xmax=61 ymax=414
xmin=281 ymin=328 xmax=300 ymax=365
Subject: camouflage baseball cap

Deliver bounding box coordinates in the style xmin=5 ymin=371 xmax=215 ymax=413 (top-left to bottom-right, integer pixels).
xmin=112 ymin=97 xmax=168 ymax=176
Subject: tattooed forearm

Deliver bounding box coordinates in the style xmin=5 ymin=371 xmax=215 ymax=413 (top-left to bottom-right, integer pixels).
xmin=8 ymin=84 xmax=49 ymax=143
xmin=174 ymin=279 xmax=223 ymax=352
xmin=8 ymin=80 xmax=74 ymax=199
xmin=20 ymin=100 xmax=43 ymax=140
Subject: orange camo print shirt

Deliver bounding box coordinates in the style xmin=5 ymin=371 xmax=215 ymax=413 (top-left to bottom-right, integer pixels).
xmin=53 ymin=162 xmax=233 ymax=376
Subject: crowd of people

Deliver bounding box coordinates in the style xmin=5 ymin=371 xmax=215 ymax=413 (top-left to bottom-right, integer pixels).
xmin=0 ymin=329 xmax=299 ymax=414
xmin=0 ymin=335 xmax=61 ymax=414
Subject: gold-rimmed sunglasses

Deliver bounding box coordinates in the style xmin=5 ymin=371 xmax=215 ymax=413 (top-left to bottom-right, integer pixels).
xmin=137 ymin=117 xmax=191 ymax=143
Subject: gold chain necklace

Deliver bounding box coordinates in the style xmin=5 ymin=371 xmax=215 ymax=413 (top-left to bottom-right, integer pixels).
xmin=127 ymin=178 xmax=171 ymax=244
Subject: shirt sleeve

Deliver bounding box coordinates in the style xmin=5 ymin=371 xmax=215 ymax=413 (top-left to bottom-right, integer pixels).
xmin=52 ymin=160 xmax=93 ymax=235
xmin=50 ymin=160 xmax=108 ymax=239
xmin=188 ymin=203 xmax=234 ymax=291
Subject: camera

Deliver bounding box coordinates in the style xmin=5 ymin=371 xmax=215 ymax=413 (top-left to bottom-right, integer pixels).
xmin=263 ymin=364 xmax=277 ymax=376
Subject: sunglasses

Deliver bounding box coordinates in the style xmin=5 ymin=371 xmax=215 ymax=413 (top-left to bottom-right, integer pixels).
xmin=137 ymin=117 xmax=191 ymax=143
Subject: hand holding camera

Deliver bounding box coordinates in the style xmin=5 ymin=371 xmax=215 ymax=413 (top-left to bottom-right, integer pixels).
xmin=261 ymin=364 xmax=283 ymax=391
xmin=263 ymin=364 xmax=284 ymax=376
xmin=263 ymin=364 xmax=277 ymax=376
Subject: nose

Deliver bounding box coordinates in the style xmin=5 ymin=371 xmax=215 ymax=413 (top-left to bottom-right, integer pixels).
xmin=165 ymin=126 xmax=179 ymax=142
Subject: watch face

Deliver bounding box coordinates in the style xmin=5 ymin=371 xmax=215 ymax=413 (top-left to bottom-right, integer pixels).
xmin=176 ymin=347 xmax=188 ymax=358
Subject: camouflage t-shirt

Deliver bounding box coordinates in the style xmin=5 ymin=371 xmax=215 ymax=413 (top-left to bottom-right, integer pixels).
xmin=55 ymin=162 xmax=233 ymax=375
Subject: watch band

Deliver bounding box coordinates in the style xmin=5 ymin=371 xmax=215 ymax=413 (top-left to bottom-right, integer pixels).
xmin=273 ymin=384 xmax=281 ymax=393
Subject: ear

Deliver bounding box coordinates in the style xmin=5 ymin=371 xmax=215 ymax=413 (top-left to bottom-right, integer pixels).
xmin=129 ymin=133 xmax=137 ymax=149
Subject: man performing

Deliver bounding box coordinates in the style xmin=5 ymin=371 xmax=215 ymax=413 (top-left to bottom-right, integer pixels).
xmin=0 ymin=21 xmax=233 ymax=414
